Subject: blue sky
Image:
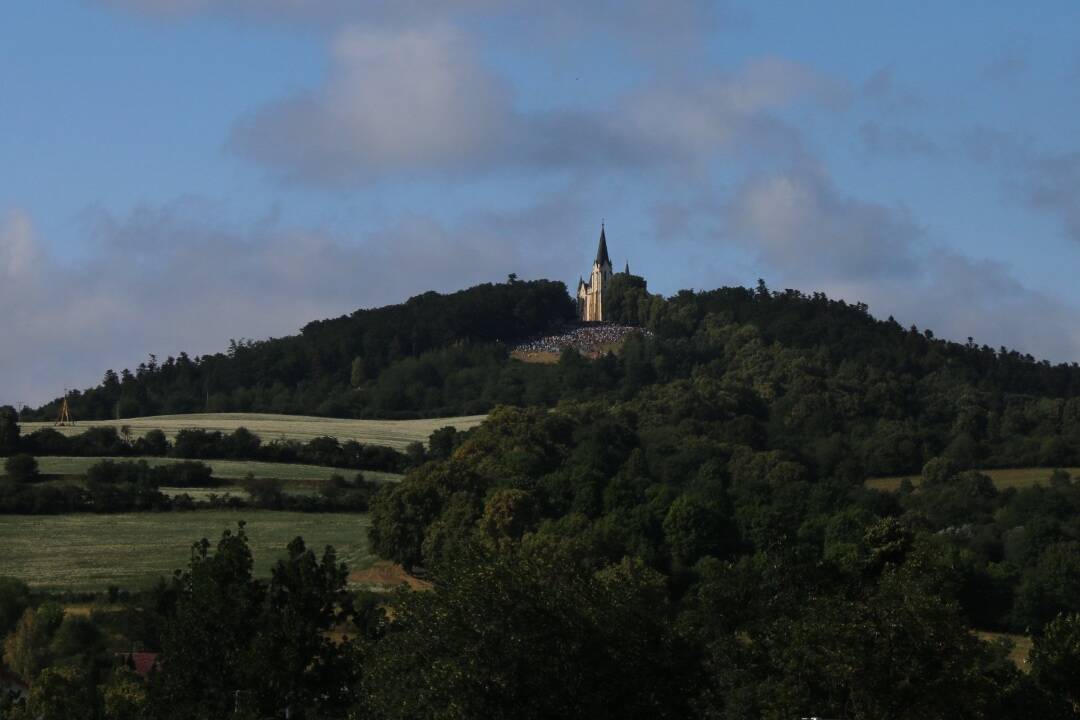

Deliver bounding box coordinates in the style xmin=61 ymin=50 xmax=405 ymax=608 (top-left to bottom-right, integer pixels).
xmin=4 ymin=0 xmax=1080 ymax=405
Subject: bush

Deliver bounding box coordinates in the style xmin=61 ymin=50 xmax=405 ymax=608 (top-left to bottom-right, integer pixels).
xmin=162 ymin=461 xmax=215 ymax=488
xmin=133 ymin=429 xmax=169 ymax=456
xmin=4 ymin=454 xmax=39 ymax=483
xmin=239 ymin=475 xmax=284 ymax=509
xmin=0 ymin=577 xmax=31 ymax=636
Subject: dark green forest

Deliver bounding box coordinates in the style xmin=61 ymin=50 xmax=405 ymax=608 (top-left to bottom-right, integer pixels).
xmin=8 ymin=277 xmax=1080 ymax=717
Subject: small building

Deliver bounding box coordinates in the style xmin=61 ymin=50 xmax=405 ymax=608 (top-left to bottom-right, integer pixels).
xmin=116 ymin=651 xmax=160 ymax=677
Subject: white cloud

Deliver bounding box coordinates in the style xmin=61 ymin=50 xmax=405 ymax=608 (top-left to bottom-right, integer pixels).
xmin=229 ymin=24 xmax=512 ymax=182
xmin=0 ymin=198 xmax=587 ymax=407
xmin=232 ymin=37 xmax=836 ymax=184
xmin=964 ymin=127 xmax=1080 ymax=244
xmin=728 ymin=166 xmax=920 ymax=282
xmin=719 ymin=165 xmax=1080 ymax=362
xmin=0 ymin=210 xmax=39 ymax=281
xmin=96 ymin=0 xmax=499 ymax=23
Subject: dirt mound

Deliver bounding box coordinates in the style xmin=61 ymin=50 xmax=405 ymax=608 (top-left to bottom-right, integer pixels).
xmin=349 ymin=561 xmax=432 ymax=591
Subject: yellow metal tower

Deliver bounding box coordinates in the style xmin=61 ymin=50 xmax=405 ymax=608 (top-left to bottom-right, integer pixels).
xmin=56 ymin=391 xmax=75 ymax=426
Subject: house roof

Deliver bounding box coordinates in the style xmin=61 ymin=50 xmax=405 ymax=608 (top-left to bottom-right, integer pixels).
xmin=117 ymin=652 xmax=160 ymax=676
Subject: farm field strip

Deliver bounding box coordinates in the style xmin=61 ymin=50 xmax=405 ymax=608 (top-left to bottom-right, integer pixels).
xmin=0 ymin=456 xmax=401 ymax=484
xmin=866 ymin=467 xmax=1080 ymax=492
xmin=21 ymin=412 xmax=487 ymax=450
xmin=0 ymin=511 xmax=374 ymax=593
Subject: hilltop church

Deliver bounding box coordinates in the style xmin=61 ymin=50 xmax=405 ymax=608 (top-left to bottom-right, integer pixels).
xmin=577 ymin=224 xmax=630 ymax=322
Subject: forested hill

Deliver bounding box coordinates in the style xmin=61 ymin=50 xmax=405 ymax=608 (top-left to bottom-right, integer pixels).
xmin=25 ymin=279 xmax=576 ymax=421
xmin=24 ymin=276 xmax=1080 ymax=474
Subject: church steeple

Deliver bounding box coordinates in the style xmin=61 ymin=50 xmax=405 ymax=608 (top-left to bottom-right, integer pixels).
xmin=579 ymin=223 xmax=623 ymax=322
xmin=594 ymin=223 xmax=611 ymax=267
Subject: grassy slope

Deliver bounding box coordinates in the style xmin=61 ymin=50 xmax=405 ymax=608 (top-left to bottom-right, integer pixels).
xmin=0 ymin=456 xmax=401 ymax=484
xmin=21 ymin=413 xmax=487 ymax=450
xmin=866 ymin=467 xmax=1080 ymax=492
xmin=976 ymin=631 xmax=1033 ymax=671
xmin=0 ymin=511 xmax=373 ymax=593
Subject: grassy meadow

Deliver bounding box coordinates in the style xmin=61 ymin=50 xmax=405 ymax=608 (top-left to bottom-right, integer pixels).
xmin=866 ymin=467 xmax=1080 ymax=492
xmin=0 ymin=511 xmax=373 ymax=593
xmin=21 ymin=412 xmax=487 ymax=450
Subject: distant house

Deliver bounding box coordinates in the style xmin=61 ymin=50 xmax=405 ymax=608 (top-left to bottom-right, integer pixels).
xmin=116 ymin=652 xmax=160 ymax=677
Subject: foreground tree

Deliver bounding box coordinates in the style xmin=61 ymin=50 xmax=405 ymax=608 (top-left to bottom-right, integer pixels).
xmin=684 ymin=548 xmax=1057 ymax=720
xmin=1031 ymin=612 xmax=1080 ymax=713
xmin=248 ymin=538 xmax=355 ymax=718
xmin=12 ymin=666 xmax=97 ymax=720
xmin=0 ymin=577 xmax=30 ymax=637
xmin=3 ymin=603 xmax=64 ymax=680
xmin=0 ymin=407 xmax=18 ymax=455
xmin=147 ymin=526 xmax=264 ymax=720
xmin=2 ymin=456 xmax=37 ymax=485
xmin=147 ymin=525 xmax=355 ymax=720
xmin=359 ymin=546 xmax=696 ymax=720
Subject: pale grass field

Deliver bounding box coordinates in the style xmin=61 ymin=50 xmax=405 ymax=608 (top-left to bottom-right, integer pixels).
xmin=0 ymin=456 xmax=401 ymax=484
xmin=976 ymin=631 xmax=1033 ymax=670
xmin=0 ymin=511 xmax=374 ymax=592
xmin=866 ymin=467 xmax=1080 ymax=492
xmin=21 ymin=412 xmax=486 ymax=450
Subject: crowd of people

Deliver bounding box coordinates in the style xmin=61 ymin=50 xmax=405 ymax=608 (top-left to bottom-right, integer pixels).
xmin=510 ymin=323 xmax=651 ymax=357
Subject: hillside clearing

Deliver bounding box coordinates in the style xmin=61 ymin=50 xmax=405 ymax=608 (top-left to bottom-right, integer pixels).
xmin=866 ymin=467 xmax=1080 ymax=492
xmin=20 ymin=412 xmax=487 ymax=450
xmin=976 ymin=631 xmax=1033 ymax=670
xmin=0 ymin=511 xmax=373 ymax=593
xmin=0 ymin=456 xmax=401 ymax=484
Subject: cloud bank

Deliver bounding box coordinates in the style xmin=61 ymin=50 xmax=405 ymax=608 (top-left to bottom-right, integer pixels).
xmin=0 ymin=199 xmax=585 ymax=405
xmin=723 ymin=165 xmax=1080 ymax=362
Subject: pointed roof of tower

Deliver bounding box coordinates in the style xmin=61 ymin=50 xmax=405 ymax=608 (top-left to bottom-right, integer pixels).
xmin=624 ymin=261 xmax=630 ymax=274
xmin=595 ymin=223 xmax=611 ymax=266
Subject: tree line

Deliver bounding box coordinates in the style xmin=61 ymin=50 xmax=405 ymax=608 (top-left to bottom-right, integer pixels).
xmin=0 ymin=455 xmax=380 ymax=515
xmin=3 ymin=421 xmax=413 ymax=475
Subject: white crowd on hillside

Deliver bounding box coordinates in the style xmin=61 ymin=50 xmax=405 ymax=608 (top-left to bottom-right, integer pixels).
xmin=511 ymin=324 xmax=651 ymax=355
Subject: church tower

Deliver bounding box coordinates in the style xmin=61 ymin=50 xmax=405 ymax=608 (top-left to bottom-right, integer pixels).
xmin=577 ymin=224 xmax=614 ymax=322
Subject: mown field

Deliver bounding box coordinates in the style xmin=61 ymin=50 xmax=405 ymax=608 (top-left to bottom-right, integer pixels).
xmin=21 ymin=412 xmax=487 ymax=450
xmin=0 ymin=456 xmax=401 ymax=484
xmin=0 ymin=511 xmax=373 ymax=593
xmin=866 ymin=467 xmax=1080 ymax=492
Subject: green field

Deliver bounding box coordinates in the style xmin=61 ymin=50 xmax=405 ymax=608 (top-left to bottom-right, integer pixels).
xmin=21 ymin=412 xmax=486 ymax=450
xmin=0 ymin=456 xmax=401 ymax=485
xmin=0 ymin=511 xmax=373 ymax=592
xmin=866 ymin=467 xmax=1080 ymax=492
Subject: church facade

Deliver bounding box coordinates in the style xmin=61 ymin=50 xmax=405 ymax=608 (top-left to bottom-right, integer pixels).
xmin=577 ymin=224 xmax=628 ymax=322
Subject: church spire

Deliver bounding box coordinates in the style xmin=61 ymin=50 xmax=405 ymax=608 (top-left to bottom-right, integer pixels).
xmin=594 ymin=222 xmax=610 ymax=267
